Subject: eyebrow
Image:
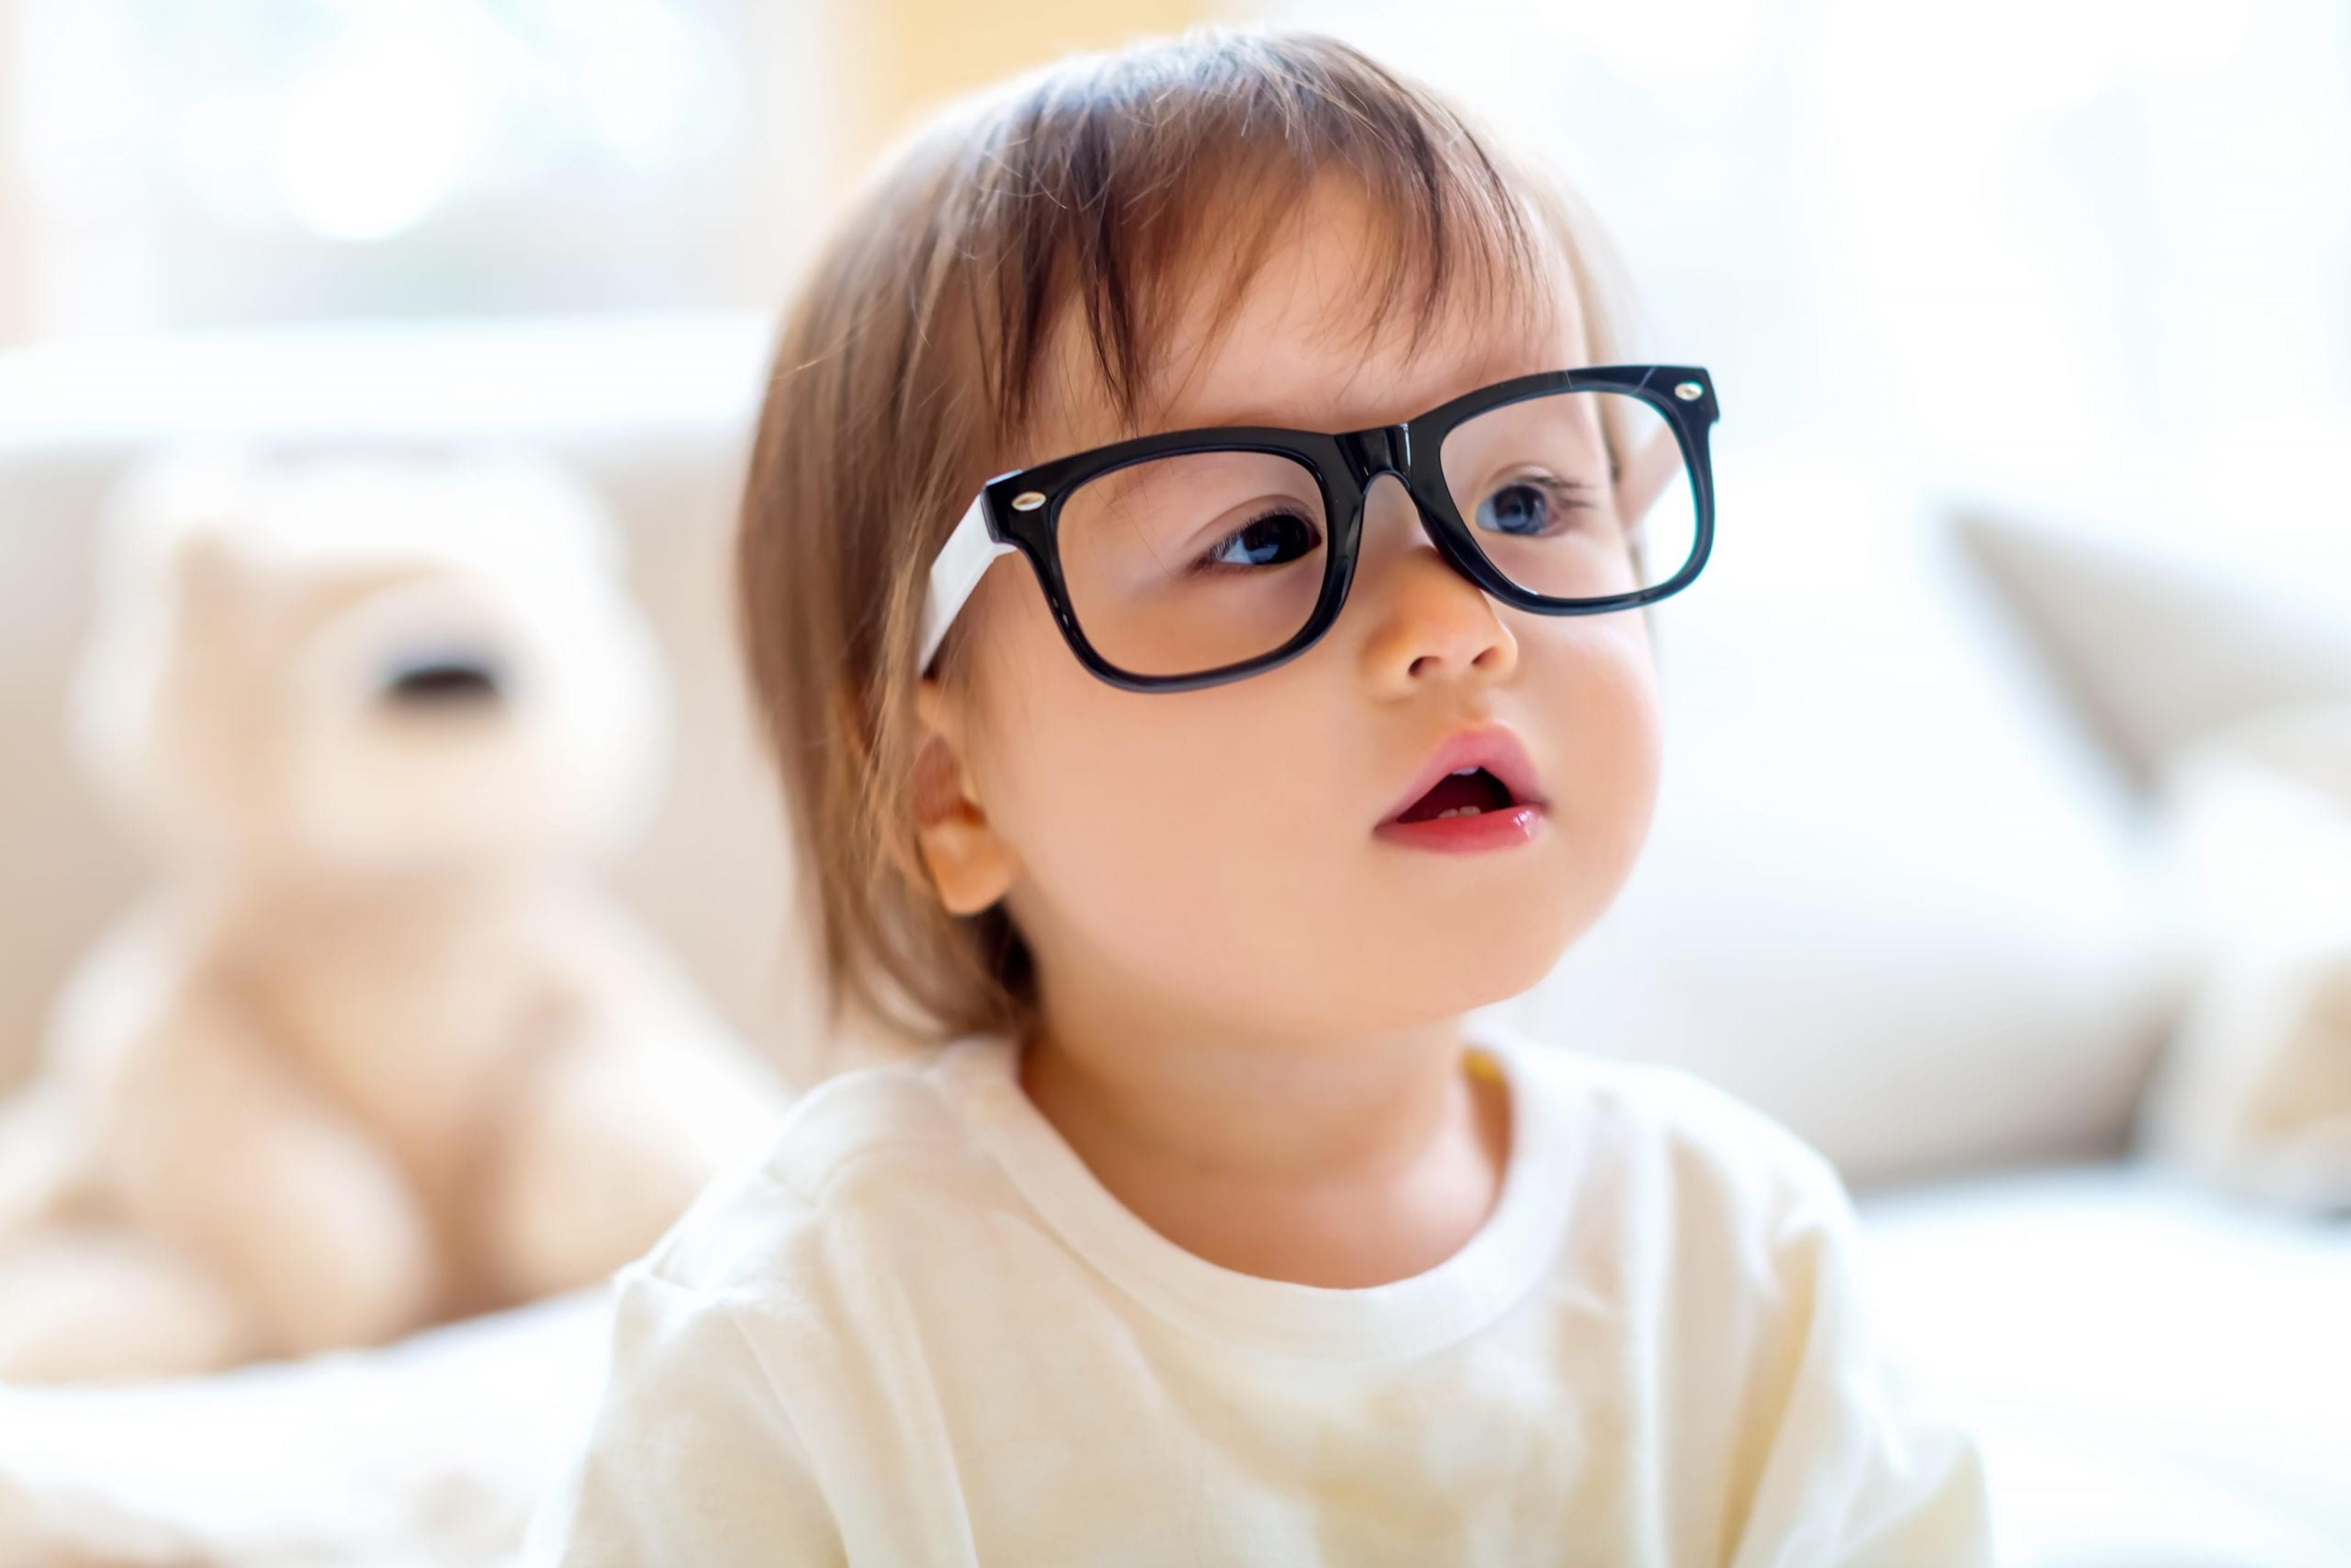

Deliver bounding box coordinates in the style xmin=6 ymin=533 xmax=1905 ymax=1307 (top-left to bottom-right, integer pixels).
xmin=1140 ymin=348 xmax=1577 ymax=444
xmin=1073 ymin=459 xmax=1153 ymax=515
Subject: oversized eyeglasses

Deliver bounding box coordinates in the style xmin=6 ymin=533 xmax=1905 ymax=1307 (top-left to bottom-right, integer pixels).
xmin=918 ymin=364 xmax=1719 ymax=692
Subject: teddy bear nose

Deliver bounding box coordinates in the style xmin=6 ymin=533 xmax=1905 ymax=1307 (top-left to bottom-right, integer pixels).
xmin=381 ymin=653 xmax=504 ymax=707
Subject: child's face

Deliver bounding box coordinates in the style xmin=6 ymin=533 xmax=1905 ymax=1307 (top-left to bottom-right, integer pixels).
xmin=918 ymin=182 xmax=1662 ymax=1041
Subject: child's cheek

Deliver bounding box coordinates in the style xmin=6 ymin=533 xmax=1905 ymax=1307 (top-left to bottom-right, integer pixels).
xmin=982 ymin=680 xmax=1328 ymax=996
xmin=978 ymin=590 xmax=1663 ymax=1025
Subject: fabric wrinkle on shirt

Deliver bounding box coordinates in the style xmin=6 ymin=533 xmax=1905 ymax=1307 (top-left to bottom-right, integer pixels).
xmin=520 ymin=1021 xmax=1995 ymax=1567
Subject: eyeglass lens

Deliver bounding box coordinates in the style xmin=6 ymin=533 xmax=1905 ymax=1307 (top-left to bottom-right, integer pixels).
xmin=1052 ymin=388 xmax=1698 ymax=680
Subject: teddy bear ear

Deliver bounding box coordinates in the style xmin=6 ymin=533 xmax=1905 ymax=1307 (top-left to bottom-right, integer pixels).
xmin=93 ymin=444 xmax=259 ymax=605
xmin=170 ymin=527 xmax=247 ymax=629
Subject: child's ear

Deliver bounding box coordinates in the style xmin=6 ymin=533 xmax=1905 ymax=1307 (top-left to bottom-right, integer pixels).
xmin=911 ymin=677 xmax=1021 ymax=915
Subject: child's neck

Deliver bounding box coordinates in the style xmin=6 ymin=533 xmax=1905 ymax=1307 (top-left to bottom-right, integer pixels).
xmin=1014 ymin=996 xmax=1512 ymax=1289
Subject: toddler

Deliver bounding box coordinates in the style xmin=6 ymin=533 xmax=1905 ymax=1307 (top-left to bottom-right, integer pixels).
xmin=524 ymin=27 xmax=1992 ymax=1566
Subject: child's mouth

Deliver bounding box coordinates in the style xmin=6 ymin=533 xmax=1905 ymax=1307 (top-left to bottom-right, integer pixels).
xmin=1393 ymin=766 xmax=1514 ymax=822
xmin=1376 ymin=758 xmax=1547 ymax=854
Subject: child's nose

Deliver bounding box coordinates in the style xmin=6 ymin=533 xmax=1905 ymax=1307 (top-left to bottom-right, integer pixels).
xmin=1351 ymin=475 xmax=1518 ymax=694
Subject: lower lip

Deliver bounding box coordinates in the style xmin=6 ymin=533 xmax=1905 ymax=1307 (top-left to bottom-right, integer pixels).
xmin=1373 ymin=803 xmax=1547 ymax=854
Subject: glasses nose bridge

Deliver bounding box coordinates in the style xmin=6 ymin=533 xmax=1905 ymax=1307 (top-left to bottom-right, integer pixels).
xmin=1337 ymin=422 xmax=1412 ymax=483
xmin=1338 ymin=422 xmax=1453 ymax=556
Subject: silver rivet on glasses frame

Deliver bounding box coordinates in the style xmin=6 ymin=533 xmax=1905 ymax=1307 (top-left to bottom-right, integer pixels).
xmin=1011 ymin=490 xmax=1047 ymax=511
xmin=1673 ymin=381 xmax=1703 ymax=401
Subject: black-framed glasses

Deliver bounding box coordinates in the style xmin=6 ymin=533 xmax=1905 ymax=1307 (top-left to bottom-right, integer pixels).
xmin=918 ymin=364 xmax=1719 ymax=692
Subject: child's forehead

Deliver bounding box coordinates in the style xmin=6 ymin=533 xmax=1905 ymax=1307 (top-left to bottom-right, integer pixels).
xmin=1023 ymin=182 xmax=1586 ymax=457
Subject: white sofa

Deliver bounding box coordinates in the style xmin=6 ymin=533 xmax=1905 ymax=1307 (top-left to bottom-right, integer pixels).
xmin=0 ymin=317 xmax=2343 ymax=1566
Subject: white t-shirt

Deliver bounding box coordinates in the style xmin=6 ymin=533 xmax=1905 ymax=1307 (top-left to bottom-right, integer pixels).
xmin=521 ymin=1023 xmax=1992 ymax=1566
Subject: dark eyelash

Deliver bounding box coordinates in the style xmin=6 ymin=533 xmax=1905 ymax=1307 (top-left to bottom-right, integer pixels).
xmin=1188 ymin=507 xmax=1324 ymax=574
xmin=1508 ymin=473 xmax=1599 ymax=507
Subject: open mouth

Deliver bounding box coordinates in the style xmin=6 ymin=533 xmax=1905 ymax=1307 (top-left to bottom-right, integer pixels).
xmin=1393 ymin=765 xmax=1517 ymax=823
xmin=1373 ymin=726 xmax=1547 ymax=853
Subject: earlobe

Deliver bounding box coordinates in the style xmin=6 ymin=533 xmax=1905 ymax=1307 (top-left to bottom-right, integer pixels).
xmin=912 ymin=678 xmax=1019 ymax=915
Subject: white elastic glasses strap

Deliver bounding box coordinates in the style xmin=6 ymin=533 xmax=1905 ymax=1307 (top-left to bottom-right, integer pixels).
xmin=918 ymin=490 xmax=1018 ymax=673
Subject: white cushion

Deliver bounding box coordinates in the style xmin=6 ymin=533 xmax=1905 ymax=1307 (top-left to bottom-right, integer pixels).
xmin=1482 ymin=430 xmax=2183 ymax=1185
xmin=1952 ymin=504 xmax=2351 ymax=779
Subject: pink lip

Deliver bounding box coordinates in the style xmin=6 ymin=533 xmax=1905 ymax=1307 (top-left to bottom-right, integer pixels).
xmin=1373 ymin=724 xmax=1550 ymax=854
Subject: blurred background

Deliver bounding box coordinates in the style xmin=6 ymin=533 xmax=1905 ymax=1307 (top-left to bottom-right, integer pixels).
xmin=6 ymin=0 xmax=2347 ymax=527
xmin=1 ymin=2 xmax=2347 ymax=1566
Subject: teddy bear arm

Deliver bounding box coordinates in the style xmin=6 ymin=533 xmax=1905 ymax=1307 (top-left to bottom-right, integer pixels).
xmin=478 ymin=1018 xmax=789 ymax=1302
xmin=0 ymin=1081 xmax=88 ymax=1237
xmin=103 ymin=993 xmax=448 ymax=1359
xmin=0 ymin=1222 xmax=259 ymax=1382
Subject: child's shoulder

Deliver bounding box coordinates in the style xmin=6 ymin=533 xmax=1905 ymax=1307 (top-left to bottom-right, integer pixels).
xmin=1480 ymin=1017 xmax=1854 ymax=1226
xmin=626 ymin=1036 xmax=1019 ymax=1299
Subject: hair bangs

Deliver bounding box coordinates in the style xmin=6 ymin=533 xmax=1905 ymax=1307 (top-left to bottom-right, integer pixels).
xmin=945 ymin=29 xmax=1561 ymax=447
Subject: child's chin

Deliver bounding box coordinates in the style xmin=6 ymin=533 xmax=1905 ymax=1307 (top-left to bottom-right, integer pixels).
xmin=1445 ymin=942 xmax=1572 ymax=1015
xmin=1368 ymin=919 xmax=1578 ymax=1027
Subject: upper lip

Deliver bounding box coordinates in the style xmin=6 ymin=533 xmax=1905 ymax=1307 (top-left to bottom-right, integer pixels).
xmin=1378 ymin=724 xmax=1548 ymax=825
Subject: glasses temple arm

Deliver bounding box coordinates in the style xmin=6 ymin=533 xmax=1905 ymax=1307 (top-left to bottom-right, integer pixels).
xmin=918 ymin=491 xmax=1019 ymax=673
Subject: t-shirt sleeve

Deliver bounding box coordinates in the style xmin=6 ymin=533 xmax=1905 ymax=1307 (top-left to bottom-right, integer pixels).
xmin=517 ymin=1266 xmax=846 ymax=1567
xmin=1723 ymin=1146 xmax=1995 ymax=1568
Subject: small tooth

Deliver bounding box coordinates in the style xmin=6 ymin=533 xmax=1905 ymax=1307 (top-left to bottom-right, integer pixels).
xmin=1450 ymin=766 xmax=1478 ymax=776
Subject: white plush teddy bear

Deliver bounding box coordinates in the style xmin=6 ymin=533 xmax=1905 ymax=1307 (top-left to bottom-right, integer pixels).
xmin=0 ymin=449 xmax=790 ymax=1382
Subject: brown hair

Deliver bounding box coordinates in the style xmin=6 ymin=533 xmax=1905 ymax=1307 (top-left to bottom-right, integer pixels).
xmin=735 ymin=27 xmax=1637 ymax=1057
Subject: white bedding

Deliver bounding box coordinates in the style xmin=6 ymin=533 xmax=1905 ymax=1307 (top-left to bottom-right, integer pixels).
xmin=0 ymin=1287 xmax=610 ymax=1567
xmin=1858 ymin=1162 xmax=2351 ymax=1567
xmin=2 ymin=1162 xmax=2344 ymax=1567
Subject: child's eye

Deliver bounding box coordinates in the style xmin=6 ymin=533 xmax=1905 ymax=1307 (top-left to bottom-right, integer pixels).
xmin=1196 ymin=508 xmax=1324 ymax=571
xmin=1474 ymin=474 xmax=1595 ymax=538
